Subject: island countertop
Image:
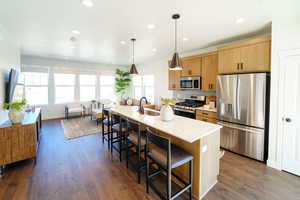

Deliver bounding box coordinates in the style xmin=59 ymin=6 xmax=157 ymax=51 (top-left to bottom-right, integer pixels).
xmin=110 ymin=105 xmax=222 ymax=143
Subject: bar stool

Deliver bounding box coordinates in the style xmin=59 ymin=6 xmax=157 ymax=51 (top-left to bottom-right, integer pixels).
xmin=111 ymin=113 xmax=127 ymax=162
xmin=101 ymin=105 xmax=111 ymax=149
xmin=145 ymin=128 xmax=193 ymax=200
xmin=125 ymin=119 xmax=147 ymax=184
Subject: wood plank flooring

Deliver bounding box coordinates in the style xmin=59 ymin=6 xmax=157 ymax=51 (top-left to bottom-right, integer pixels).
xmin=0 ymin=119 xmax=300 ymax=200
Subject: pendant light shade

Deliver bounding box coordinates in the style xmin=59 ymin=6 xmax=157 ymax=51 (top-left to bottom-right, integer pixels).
xmin=129 ymin=38 xmax=138 ymax=75
xmin=169 ymin=14 xmax=182 ymax=70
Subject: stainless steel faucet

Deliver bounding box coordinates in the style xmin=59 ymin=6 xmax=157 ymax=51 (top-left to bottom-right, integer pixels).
xmin=139 ymin=97 xmax=148 ymax=114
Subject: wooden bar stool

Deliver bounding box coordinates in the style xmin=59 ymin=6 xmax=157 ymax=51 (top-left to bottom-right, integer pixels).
xmin=110 ymin=113 xmax=127 ymax=162
xmin=101 ymin=105 xmax=111 ymax=149
xmin=125 ymin=120 xmax=147 ymax=184
xmin=145 ymin=128 xmax=194 ymax=200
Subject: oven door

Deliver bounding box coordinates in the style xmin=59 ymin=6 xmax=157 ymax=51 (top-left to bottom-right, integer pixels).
xmin=174 ymin=109 xmax=196 ymax=119
xmin=180 ymin=78 xmax=193 ymax=89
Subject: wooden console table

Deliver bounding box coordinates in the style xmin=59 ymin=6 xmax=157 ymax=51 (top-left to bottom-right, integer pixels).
xmin=0 ymin=108 xmax=42 ymax=176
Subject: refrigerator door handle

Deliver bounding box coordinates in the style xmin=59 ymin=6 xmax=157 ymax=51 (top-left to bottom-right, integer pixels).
xmin=217 ymin=121 xmax=264 ymax=134
xmin=236 ymin=75 xmax=241 ymax=120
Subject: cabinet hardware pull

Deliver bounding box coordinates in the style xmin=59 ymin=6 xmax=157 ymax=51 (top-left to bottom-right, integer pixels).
xmin=211 ymin=84 xmax=213 ymax=89
xmin=237 ymin=63 xmax=240 ymax=70
xmin=241 ymin=63 xmax=243 ymax=70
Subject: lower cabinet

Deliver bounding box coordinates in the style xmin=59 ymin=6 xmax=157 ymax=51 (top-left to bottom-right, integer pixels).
xmin=196 ymin=110 xmax=217 ymax=124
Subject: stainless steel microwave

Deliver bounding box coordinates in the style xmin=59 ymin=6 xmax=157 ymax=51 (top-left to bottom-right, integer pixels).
xmin=180 ymin=77 xmax=201 ymax=89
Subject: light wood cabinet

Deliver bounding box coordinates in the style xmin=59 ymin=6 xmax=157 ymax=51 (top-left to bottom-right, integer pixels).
xmin=240 ymin=41 xmax=271 ymax=72
xmin=202 ymin=54 xmax=218 ymax=91
xmin=0 ymin=109 xmax=41 ymax=175
xmin=218 ymin=37 xmax=271 ymax=74
xmin=168 ymin=69 xmax=181 ymax=90
xmin=181 ymin=58 xmax=201 ymax=77
xmin=196 ymin=110 xmax=217 ymax=124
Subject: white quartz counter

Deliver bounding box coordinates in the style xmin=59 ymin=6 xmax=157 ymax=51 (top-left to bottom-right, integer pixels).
xmin=110 ymin=106 xmax=222 ymax=143
xmin=196 ymin=106 xmax=217 ymax=113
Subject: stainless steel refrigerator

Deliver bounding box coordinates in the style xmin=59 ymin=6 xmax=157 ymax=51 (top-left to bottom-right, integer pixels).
xmin=216 ymin=73 xmax=270 ymax=161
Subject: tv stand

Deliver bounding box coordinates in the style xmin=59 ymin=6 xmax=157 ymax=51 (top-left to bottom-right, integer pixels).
xmin=0 ymin=108 xmax=41 ymax=177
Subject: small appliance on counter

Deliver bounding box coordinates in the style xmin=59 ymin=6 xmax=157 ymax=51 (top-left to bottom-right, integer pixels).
xmin=174 ymin=96 xmax=205 ymax=119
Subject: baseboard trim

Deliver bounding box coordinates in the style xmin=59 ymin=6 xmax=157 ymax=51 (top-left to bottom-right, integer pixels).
xmin=200 ymin=180 xmax=218 ymax=200
xmin=267 ymin=159 xmax=282 ymax=170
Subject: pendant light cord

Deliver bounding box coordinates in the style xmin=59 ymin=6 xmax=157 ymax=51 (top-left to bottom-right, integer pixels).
xmin=175 ymin=18 xmax=177 ymax=53
xmin=132 ymin=40 xmax=135 ymax=64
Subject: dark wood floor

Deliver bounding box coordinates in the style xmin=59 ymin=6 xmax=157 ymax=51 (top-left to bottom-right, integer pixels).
xmin=0 ymin=119 xmax=300 ymax=200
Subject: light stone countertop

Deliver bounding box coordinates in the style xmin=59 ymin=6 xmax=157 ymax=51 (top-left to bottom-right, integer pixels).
xmin=110 ymin=105 xmax=222 ymax=143
xmin=195 ymin=107 xmax=217 ymax=113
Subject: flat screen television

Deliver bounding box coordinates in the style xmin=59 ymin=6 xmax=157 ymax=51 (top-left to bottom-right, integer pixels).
xmin=5 ymin=69 xmax=24 ymax=104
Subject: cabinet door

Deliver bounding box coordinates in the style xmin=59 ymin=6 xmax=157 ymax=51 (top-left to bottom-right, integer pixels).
xmin=202 ymin=54 xmax=218 ymax=91
xmin=168 ymin=70 xmax=181 ymax=90
xmin=181 ymin=58 xmax=201 ymax=76
xmin=240 ymin=41 xmax=271 ymax=72
xmin=218 ymin=48 xmax=240 ymax=74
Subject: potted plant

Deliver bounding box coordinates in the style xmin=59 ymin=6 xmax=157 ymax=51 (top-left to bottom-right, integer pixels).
xmin=115 ymin=68 xmax=131 ymax=104
xmin=4 ymin=100 xmax=27 ymax=124
xmin=160 ymin=98 xmax=176 ymax=121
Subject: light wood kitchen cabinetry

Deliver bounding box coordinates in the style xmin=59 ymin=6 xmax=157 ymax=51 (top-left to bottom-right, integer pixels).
xmin=196 ymin=110 xmax=217 ymax=124
xmin=218 ymin=37 xmax=271 ymax=74
xmin=168 ymin=69 xmax=181 ymax=90
xmin=181 ymin=58 xmax=202 ymax=77
xmin=201 ymin=53 xmax=218 ymax=91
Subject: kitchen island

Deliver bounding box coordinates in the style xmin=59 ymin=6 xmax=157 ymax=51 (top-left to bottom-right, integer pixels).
xmin=110 ymin=106 xmax=222 ymax=199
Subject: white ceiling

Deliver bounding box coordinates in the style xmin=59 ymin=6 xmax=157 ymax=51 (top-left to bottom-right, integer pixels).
xmin=0 ymin=0 xmax=271 ymax=65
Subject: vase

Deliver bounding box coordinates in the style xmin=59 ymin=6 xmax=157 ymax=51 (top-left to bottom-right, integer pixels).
xmin=8 ymin=109 xmax=25 ymax=124
xmin=160 ymin=105 xmax=174 ymax=121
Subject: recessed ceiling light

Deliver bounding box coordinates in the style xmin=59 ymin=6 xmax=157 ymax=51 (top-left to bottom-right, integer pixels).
xmin=183 ymin=37 xmax=189 ymax=41
xmin=152 ymin=48 xmax=157 ymax=52
xmin=72 ymin=30 xmax=80 ymax=35
xmin=236 ymin=17 xmax=245 ymax=24
xmin=120 ymin=41 xmax=126 ymax=45
xmin=147 ymin=24 xmax=156 ymax=29
xmin=70 ymin=46 xmax=76 ymax=49
xmin=81 ymin=0 xmax=94 ymax=7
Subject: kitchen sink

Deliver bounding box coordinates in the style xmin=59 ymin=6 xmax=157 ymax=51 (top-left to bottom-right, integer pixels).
xmin=144 ymin=109 xmax=160 ymax=116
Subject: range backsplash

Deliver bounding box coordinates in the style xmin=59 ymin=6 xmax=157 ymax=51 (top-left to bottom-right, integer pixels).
xmin=173 ymin=90 xmax=216 ymax=100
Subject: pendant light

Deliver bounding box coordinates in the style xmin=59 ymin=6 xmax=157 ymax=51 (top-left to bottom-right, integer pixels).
xmin=129 ymin=38 xmax=138 ymax=75
xmin=169 ymin=14 xmax=182 ymax=70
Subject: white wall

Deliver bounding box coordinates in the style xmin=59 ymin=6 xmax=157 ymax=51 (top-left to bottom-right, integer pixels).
xmin=0 ymin=30 xmax=20 ymax=124
xmin=21 ymin=55 xmax=127 ymax=120
xmin=267 ymin=0 xmax=300 ymax=169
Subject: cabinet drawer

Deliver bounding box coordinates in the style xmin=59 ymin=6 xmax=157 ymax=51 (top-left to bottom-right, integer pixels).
xmin=197 ymin=116 xmax=216 ymax=124
xmin=196 ymin=110 xmax=217 ymax=119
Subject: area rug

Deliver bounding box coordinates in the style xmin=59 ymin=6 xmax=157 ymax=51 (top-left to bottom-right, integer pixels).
xmin=61 ymin=117 xmax=101 ymax=139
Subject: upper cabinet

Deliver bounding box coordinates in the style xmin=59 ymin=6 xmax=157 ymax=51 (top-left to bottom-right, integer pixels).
xmin=218 ymin=37 xmax=271 ymax=74
xmin=168 ymin=69 xmax=181 ymax=90
xmin=202 ymin=53 xmax=218 ymax=91
xmin=181 ymin=58 xmax=202 ymax=76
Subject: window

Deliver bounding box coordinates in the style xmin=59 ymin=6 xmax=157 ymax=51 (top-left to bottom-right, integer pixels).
xmin=132 ymin=75 xmax=155 ymax=103
xmin=143 ymin=75 xmax=155 ymax=103
xmin=80 ymin=75 xmax=96 ymax=101
xmin=132 ymin=76 xmax=142 ymax=100
xmin=54 ymin=74 xmax=75 ymax=103
xmin=100 ymin=75 xmax=116 ymax=101
xmin=24 ymin=72 xmax=48 ymax=105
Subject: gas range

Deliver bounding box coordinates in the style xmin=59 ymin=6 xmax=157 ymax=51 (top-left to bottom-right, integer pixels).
xmin=174 ymin=97 xmax=206 ymax=118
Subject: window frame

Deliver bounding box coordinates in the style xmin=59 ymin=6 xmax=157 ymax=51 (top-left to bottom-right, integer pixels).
xmin=132 ymin=74 xmax=155 ymax=104
xmin=23 ymin=72 xmax=49 ymax=105
xmin=79 ymin=74 xmax=97 ymax=102
xmin=54 ymin=73 xmax=76 ymax=104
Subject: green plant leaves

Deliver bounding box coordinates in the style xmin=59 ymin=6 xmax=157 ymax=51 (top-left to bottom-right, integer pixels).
xmin=115 ymin=68 xmax=132 ymax=99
